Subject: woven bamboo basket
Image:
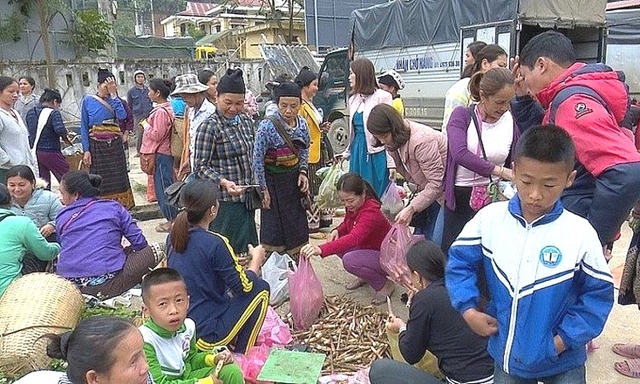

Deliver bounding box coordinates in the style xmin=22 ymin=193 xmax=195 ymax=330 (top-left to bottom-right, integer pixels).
xmin=0 ymin=273 xmax=84 ymax=378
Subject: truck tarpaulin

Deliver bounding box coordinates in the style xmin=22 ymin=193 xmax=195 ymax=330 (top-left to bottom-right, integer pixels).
xmin=350 ymin=0 xmax=608 ymax=52
xmin=518 ymin=0 xmax=607 ymax=28
xmin=607 ymin=8 xmax=640 ymax=45
xmin=350 ymin=0 xmax=517 ymax=51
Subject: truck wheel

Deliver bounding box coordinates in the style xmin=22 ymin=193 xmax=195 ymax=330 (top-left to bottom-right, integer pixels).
xmin=327 ymin=116 xmax=349 ymax=155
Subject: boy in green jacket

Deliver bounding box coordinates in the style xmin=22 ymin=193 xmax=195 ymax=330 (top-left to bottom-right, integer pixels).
xmin=140 ymin=268 xmax=245 ymax=384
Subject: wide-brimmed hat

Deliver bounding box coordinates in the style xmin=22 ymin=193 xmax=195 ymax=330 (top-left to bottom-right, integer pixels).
xmin=171 ymin=74 xmax=209 ymax=95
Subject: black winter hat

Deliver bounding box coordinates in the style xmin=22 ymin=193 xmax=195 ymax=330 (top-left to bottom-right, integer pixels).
xmin=274 ymin=81 xmax=301 ymax=101
xmin=97 ymin=68 xmax=114 ymax=84
xmin=294 ymin=66 xmax=317 ymax=88
xmin=217 ymin=68 xmax=246 ymax=95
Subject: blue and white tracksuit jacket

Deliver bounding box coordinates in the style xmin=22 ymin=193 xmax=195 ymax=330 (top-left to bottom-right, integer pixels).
xmin=446 ymin=196 xmax=614 ymax=379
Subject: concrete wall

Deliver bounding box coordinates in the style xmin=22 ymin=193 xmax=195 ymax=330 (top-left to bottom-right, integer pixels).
xmin=0 ymin=58 xmax=265 ymax=126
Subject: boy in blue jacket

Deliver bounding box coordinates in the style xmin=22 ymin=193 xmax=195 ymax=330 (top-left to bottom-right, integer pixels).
xmin=446 ymin=125 xmax=614 ymax=383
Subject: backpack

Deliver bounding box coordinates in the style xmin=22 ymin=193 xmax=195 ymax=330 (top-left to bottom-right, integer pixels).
xmin=548 ymin=64 xmax=633 ymax=130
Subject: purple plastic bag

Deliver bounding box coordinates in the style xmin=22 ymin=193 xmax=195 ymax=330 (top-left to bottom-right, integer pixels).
xmin=288 ymin=257 xmax=324 ymax=330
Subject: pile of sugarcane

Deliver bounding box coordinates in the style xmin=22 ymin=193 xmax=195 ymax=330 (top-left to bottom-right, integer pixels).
xmin=284 ymin=295 xmax=391 ymax=374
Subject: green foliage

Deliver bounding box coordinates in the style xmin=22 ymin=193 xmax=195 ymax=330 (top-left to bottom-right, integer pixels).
xmin=71 ymin=9 xmax=114 ymax=55
xmin=0 ymin=0 xmax=32 ymax=42
xmin=187 ymin=24 xmax=206 ymax=41
xmin=114 ymin=7 xmax=136 ymax=36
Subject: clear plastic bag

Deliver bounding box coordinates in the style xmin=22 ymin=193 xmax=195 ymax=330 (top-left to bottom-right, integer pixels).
xmin=288 ymin=257 xmax=324 ymax=330
xmin=380 ymin=223 xmax=423 ymax=288
xmin=380 ymin=183 xmax=405 ymax=221
xmin=316 ymin=164 xmax=344 ymax=209
xmin=262 ymin=252 xmax=295 ymax=306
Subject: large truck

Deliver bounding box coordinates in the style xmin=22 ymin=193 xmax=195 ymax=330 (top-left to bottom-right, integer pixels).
xmin=316 ymin=0 xmax=608 ymax=154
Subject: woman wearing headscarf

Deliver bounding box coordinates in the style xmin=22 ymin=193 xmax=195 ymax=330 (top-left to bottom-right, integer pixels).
xmin=193 ymin=68 xmax=258 ymax=257
xmin=295 ymin=67 xmax=333 ymax=231
xmin=253 ymin=81 xmax=310 ymax=257
xmin=25 ymin=88 xmax=70 ymax=186
xmin=79 ymin=69 xmax=133 ymax=209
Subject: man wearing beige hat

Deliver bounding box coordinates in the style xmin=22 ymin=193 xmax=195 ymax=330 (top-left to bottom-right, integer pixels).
xmin=171 ymin=73 xmax=217 ymax=180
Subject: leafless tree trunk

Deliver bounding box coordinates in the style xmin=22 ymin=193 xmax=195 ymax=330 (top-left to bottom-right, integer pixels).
xmin=36 ymin=0 xmax=56 ymax=88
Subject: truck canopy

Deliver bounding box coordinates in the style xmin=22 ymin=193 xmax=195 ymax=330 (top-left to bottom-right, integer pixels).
xmin=351 ymin=0 xmax=607 ymax=51
xmin=607 ymin=8 xmax=640 ymax=44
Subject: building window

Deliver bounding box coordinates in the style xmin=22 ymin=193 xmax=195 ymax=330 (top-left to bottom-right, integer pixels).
xmin=180 ymin=23 xmax=186 ymax=36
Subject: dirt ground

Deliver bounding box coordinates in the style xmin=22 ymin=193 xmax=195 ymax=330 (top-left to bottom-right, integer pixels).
xmin=126 ymin=152 xmax=639 ymax=384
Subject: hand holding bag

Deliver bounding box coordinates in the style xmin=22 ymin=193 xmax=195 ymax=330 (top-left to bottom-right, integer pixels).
xmin=288 ymin=257 xmax=324 ymax=330
xmin=468 ymin=105 xmax=503 ymax=211
xmin=245 ymin=186 xmax=264 ymax=210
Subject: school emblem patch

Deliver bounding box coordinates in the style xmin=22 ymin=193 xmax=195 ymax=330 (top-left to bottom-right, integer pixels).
xmin=574 ymin=102 xmax=593 ymax=119
xmin=540 ymin=246 xmax=562 ymax=268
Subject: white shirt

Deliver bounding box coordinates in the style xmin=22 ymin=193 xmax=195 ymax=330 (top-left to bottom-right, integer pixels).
xmin=455 ymin=108 xmax=514 ymax=187
xmin=188 ymin=98 xmax=216 ymax=168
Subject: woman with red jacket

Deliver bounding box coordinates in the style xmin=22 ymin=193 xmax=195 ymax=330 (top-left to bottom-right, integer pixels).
xmin=301 ymin=172 xmax=393 ymax=304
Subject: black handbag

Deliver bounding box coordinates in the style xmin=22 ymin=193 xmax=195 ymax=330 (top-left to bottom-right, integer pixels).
xmin=165 ymin=181 xmax=186 ymax=207
xmin=245 ymin=186 xmax=263 ymax=210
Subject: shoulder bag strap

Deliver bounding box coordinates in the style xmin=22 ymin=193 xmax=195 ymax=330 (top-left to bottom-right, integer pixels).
xmin=32 ymin=107 xmax=53 ymax=152
xmin=266 ymin=116 xmax=299 ymax=156
xmin=468 ymin=105 xmax=487 ymax=160
xmin=88 ymin=94 xmax=115 ymax=118
xmin=58 ymin=200 xmax=99 ymax=235
xmin=468 ymin=105 xmax=494 ymax=183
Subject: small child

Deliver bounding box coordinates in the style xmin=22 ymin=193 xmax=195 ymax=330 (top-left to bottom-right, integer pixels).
xmin=446 ymin=125 xmax=614 ymax=383
xmin=377 ymin=70 xmax=405 ymax=118
xmin=140 ymin=268 xmax=245 ymax=384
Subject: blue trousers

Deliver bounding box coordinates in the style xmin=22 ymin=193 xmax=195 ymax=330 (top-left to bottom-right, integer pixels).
xmin=413 ymin=202 xmax=443 ymax=246
xmin=154 ymin=153 xmax=177 ymax=221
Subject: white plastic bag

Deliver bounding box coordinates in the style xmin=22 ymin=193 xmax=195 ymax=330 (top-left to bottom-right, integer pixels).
xmin=380 ymin=183 xmax=404 ymax=221
xmin=262 ymin=252 xmax=295 ymax=305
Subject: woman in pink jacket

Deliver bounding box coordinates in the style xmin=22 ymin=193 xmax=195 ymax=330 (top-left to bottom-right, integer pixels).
xmin=344 ymin=58 xmax=394 ymax=197
xmin=367 ymin=104 xmax=447 ymax=245
xmin=140 ymin=79 xmax=177 ymax=232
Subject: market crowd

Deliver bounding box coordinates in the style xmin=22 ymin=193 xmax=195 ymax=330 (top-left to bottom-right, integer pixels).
xmin=2 ymin=30 xmax=640 ymax=384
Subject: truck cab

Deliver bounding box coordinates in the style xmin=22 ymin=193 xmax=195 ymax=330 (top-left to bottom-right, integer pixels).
xmin=314 ymin=48 xmax=350 ymax=154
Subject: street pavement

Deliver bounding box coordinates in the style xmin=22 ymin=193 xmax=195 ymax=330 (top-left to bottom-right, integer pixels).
xmin=126 ymin=150 xmax=637 ymax=384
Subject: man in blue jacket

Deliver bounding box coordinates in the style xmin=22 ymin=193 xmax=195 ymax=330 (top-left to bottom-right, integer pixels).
xmin=447 ymin=126 xmax=613 ymax=383
xmin=127 ymin=69 xmax=153 ymax=156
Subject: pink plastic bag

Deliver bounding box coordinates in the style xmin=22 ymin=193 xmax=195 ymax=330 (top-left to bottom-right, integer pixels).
xmin=288 ymin=257 xmax=324 ymax=330
xmin=233 ymin=345 xmax=273 ymax=383
xmin=256 ymin=306 xmax=293 ymax=347
xmin=380 ymin=223 xmax=423 ymax=288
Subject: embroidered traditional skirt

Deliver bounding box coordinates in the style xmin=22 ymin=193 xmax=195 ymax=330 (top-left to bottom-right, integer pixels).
xmin=89 ymin=125 xmax=135 ymax=210
xmin=260 ymin=168 xmax=309 ymax=255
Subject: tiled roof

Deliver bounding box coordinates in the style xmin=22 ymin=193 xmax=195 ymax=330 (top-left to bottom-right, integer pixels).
xmin=178 ymin=2 xmax=218 ymax=16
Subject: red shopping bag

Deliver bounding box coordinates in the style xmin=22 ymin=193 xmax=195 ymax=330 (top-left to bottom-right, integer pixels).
xmin=288 ymin=257 xmax=324 ymax=330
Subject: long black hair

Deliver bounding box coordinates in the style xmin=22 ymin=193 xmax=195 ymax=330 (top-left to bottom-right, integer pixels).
xmin=46 ymin=316 xmax=138 ymax=384
xmin=406 ymin=240 xmax=445 ymax=284
xmin=169 ymin=180 xmax=219 ymax=253
xmin=336 ymin=172 xmax=380 ymax=202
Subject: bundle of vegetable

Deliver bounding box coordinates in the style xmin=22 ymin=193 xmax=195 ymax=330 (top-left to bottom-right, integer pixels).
xmin=286 ymin=295 xmax=391 ymax=375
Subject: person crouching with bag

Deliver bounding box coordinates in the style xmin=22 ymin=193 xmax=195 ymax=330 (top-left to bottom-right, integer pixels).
xmin=300 ymin=173 xmax=394 ymax=305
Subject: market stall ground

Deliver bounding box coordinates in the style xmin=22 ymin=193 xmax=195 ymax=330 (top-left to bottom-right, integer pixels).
xmin=37 ymin=146 xmax=640 ymax=384
xmin=135 ymin=217 xmax=639 ymax=384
